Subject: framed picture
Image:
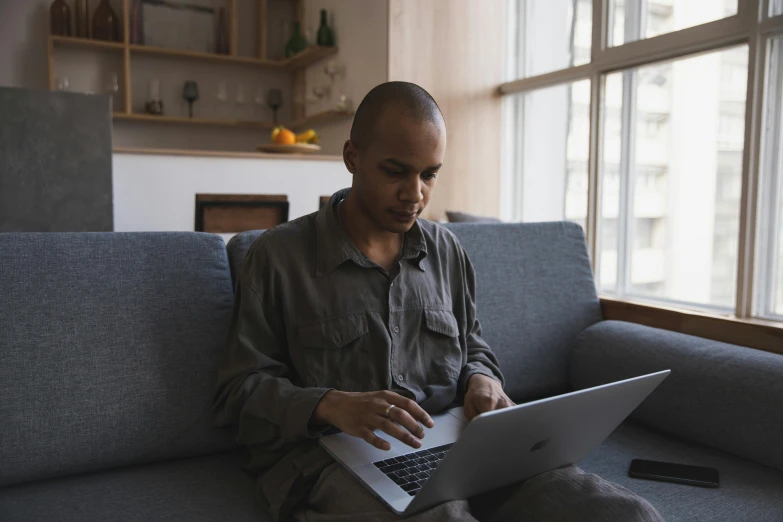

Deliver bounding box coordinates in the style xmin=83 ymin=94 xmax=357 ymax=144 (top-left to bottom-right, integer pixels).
xmin=195 ymin=194 xmax=290 ymax=233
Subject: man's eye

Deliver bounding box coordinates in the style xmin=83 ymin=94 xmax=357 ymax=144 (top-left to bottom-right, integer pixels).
xmin=386 ymin=169 xmax=405 ymax=176
xmin=423 ymin=172 xmax=438 ymax=180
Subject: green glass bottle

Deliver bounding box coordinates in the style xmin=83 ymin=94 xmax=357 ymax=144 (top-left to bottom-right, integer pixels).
xmin=316 ymin=9 xmax=335 ymax=47
xmin=285 ymin=22 xmax=310 ymax=58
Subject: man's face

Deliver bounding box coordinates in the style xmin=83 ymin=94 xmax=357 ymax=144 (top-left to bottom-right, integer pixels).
xmin=344 ymin=111 xmax=446 ymax=234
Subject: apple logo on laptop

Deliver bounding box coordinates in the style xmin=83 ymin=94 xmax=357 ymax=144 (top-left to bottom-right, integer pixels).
xmin=530 ymin=439 xmax=549 ymax=452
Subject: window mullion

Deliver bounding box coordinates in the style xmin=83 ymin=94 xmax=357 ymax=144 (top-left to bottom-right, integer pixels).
xmin=756 ymin=36 xmax=782 ymax=317
xmin=737 ymin=17 xmax=766 ymax=318
xmin=616 ymin=0 xmax=643 ymax=298
xmin=587 ymin=0 xmax=609 ymax=272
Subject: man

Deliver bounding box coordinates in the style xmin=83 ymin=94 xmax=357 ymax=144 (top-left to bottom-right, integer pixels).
xmin=212 ymin=82 xmax=663 ymax=522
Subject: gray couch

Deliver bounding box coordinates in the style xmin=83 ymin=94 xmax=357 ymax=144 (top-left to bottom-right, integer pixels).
xmin=1 ymin=222 xmax=781 ymax=521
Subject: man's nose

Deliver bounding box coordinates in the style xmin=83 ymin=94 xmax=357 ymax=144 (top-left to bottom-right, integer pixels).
xmin=400 ymin=177 xmax=424 ymax=203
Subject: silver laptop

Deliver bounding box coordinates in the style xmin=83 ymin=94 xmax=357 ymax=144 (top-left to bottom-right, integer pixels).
xmin=319 ymin=370 xmax=670 ymax=516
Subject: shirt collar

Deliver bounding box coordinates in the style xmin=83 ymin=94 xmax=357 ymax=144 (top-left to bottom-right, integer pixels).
xmin=315 ymin=189 xmax=429 ymax=276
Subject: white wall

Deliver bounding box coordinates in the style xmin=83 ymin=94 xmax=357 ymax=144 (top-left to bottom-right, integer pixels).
xmin=113 ymin=152 xmax=352 ymax=238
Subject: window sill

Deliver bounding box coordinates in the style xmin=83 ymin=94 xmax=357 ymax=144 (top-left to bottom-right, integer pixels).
xmin=599 ymin=296 xmax=783 ymax=356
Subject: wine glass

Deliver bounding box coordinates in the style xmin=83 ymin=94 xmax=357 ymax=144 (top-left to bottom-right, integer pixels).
xmin=236 ymin=84 xmax=246 ymax=105
xmin=267 ymin=88 xmax=283 ymax=125
xmin=217 ymin=81 xmax=228 ymax=102
xmin=312 ymin=85 xmax=326 ymax=113
xmin=182 ymin=81 xmax=200 ymax=118
xmin=56 ymin=75 xmax=70 ymax=91
xmin=106 ymin=73 xmax=119 ymax=112
xmin=146 ymin=78 xmax=163 ymax=115
xmin=254 ymin=88 xmax=265 ymax=119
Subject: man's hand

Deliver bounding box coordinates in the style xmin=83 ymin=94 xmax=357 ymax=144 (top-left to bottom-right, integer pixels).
xmin=312 ymin=390 xmax=435 ymax=451
xmin=464 ymin=374 xmax=515 ymax=421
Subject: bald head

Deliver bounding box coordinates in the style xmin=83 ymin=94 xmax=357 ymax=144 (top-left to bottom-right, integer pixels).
xmin=350 ymin=82 xmax=444 ymax=149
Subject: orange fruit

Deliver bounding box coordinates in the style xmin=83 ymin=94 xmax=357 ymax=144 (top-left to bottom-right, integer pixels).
xmin=274 ymin=128 xmax=296 ymax=145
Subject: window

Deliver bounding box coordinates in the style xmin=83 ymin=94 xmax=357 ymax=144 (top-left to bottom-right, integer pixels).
xmin=609 ymin=0 xmax=738 ymax=47
xmin=510 ymin=80 xmax=590 ymax=228
xmin=509 ymin=0 xmax=592 ymax=79
xmin=502 ymin=0 xmax=783 ymax=321
xmin=601 ymin=48 xmax=748 ymax=308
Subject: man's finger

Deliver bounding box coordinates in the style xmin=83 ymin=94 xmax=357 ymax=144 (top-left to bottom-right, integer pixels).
xmin=384 ymin=392 xmax=435 ymax=428
xmin=362 ymin=429 xmax=391 ymax=451
xmin=477 ymin=394 xmax=498 ymax=414
xmin=375 ymin=418 xmax=422 ymax=449
xmin=464 ymin=398 xmax=478 ymax=421
xmin=388 ymin=406 xmax=426 ymax=440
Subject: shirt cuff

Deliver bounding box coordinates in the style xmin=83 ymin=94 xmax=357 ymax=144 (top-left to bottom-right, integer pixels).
xmin=458 ymin=363 xmax=502 ymax=400
xmin=282 ymin=386 xmax=334 ymax=441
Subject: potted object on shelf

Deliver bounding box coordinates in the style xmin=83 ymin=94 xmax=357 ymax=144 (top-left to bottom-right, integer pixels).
xmin=130 ymin=0 xmax=144 ymax=44
xmin=316 ymin=9 xmax=335 ymax=47
xmin=183 ymin=81 xmax=200 ymax=118
xmin=50 ymin=0 xmax=72 ymax=37
xmin=284 ymin=22 xmax=309 ymax=58
xmin=93 ymin=0 xmax=119 ymax=42
xmin=216 ymin=8 xmax=229 ymax=54
xmin=74 ymin=0 xmax=87 ymax=37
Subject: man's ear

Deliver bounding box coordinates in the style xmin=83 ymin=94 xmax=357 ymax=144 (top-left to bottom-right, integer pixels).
xmin=343 ymin=140 xmax=358 ymax=174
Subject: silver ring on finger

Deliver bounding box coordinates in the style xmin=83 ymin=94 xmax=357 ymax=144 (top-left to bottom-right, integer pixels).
xmin=384 ymin=404 xmax=396 ymax=418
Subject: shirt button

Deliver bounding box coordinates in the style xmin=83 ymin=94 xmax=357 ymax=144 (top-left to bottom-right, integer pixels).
xmin=397 ymin=374 xmax=404 ymax=382
xmin=393 ymin=325 xmax=400 ymax=333
xmin=390 ymin=281 xmax=394 ymax=287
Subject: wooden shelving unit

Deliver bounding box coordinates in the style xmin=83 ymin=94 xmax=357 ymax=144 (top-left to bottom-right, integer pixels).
xmin=48 ymin=0 xmax=351 ymax=134
xmin=113 ymin=109 xmax=353 ymax=130
xmin=50 ymin=35 xmax=125 ymax=51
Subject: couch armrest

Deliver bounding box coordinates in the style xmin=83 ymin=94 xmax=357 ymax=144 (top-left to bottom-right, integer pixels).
xmin=570 ymin=320 xmax=783 ymax=472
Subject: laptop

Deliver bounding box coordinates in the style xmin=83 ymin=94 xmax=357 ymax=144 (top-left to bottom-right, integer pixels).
xmin=319 ymin=369 xmax=670 ymax=516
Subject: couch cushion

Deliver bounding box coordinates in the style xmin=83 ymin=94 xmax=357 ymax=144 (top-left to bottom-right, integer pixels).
xmin=580 ymin=422 xmax=783 ymax=522
xmin=570 ymin=320 xmax=783 ymax=472
xmin=0 ymin=450 xmax=268 ymax=522
xmin=445 ymin=222 xmax=602 ymax=401
xmin=227 ymin=223 xmax=603 ymax=403
xmin=226 ymin=230 xmax=265 ymax=289
xmin=0 ymin=232 xmax=237 ymax=487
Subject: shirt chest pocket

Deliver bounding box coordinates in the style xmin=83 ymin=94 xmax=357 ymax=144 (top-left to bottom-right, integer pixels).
xmin=297 ymin=314 xmax=372 ymax=390
xmin=418 ymin=309 xmax=463 ymax=380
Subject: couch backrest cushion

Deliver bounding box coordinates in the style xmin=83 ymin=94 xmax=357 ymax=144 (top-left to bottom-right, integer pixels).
xmin=0 ymin=232 xmax=237 ymax=487
xmin=227 ymin=222 xmax=603 ymax=403
xmin=570 ymin=320 xmax=783 ymax=472
xmin=227 ymin=230 xmax=265 ymax=290
xmin=445 ymin=222 xmax=602 ymax=401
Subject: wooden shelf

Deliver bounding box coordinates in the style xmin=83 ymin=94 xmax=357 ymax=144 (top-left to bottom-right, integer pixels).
xmin=288 ymin=110 xmax=354 ymax=129
xmin=50 ymin=37 xmax=337 ymax=72
xmin=129 ymin=44 xmax=277 ymax=68
xmin=51 ymin=35 xmax=125 ymax=51
xmin=279 ymin=46 xmax=339 ymax=71
xmin=112 ymin=110 xmax=352 ymax=130
xmin=129 ymin=44 xmax=337 ymax=71
xmin=114 ymin=146 xmax=343 ymax=162
xmin=113 ymin=112 xmax=274 ymax=128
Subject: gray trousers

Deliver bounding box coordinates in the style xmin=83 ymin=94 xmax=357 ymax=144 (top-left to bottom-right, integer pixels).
xmin=290 ymin=463 xmax=665 ymax=521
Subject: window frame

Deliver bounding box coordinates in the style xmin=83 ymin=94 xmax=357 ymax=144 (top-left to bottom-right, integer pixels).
xmin=501 ymin=0 xmax=783 ymax=322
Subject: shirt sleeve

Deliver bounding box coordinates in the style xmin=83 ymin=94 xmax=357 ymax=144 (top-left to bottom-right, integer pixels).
xmin=456 ymin=246 xmax=506 ymax=400
xmin=211 ymin=244 xmax=333 ymax=447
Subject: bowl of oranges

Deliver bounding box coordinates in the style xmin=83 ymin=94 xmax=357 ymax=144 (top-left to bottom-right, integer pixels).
xmin=257 ymin=126 xmax=321 ymax=154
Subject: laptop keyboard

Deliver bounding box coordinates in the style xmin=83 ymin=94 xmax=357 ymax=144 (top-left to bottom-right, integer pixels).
xmin=372 ymin=443 xmax=453 ymax=497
